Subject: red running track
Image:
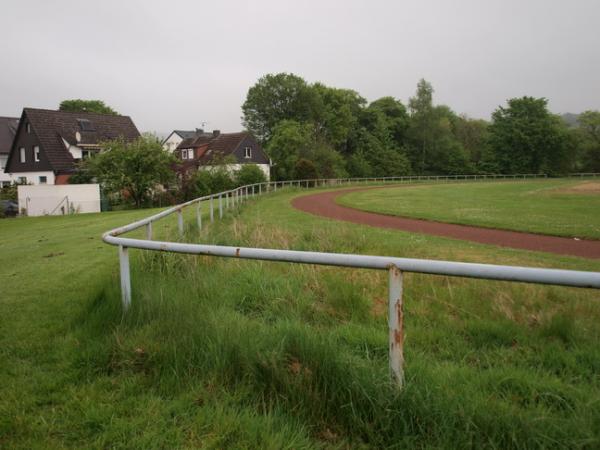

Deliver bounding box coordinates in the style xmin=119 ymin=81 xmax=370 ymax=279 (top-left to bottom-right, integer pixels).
xmin=291 ymin=188 xmax=600 ymax=260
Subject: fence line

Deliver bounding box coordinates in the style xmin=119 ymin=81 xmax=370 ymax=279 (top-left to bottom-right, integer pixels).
xmin=102 ymin=173 xmax=600 ymax=388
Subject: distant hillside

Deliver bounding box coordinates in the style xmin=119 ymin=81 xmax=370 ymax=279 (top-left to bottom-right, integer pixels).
xmin=561 ymin=112 xmax=580 ymax=127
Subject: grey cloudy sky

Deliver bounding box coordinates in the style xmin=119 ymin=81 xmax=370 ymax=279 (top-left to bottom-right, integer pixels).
xmin=1 ymin=0 xmax=599 ymax=134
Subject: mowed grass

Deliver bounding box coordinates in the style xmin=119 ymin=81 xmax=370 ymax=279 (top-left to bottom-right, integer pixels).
xmin=1 ymin=186 xmax=600 ymax=448
xmin=337 ymin=179 xmax=600 ymax=239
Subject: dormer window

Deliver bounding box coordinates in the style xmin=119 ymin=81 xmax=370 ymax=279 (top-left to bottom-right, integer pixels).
xmin=19 ymin=147 xmax=26 ymax=163
xmin=34 ymin=146 xmax=40 ymax=162
xmin=77 ymin=119 xmax=95 ymax=132
xmin=244 ymin=147 xmax=252 ymax=159
xmin=26 ymin=123 xmax=31 ymax=133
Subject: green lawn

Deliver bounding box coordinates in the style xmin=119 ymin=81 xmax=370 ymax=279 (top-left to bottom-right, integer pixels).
xmin=337 ymin=179 xmax=600 ymax=239
xmin=1 ymin=188 xmax=600 ymax=448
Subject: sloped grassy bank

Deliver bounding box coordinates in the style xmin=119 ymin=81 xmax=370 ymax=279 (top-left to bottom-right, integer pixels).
xmin=75 ymin=189 xmax=600 ymax=448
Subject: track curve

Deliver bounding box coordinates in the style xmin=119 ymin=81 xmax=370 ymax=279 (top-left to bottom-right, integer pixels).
xmin=291 ymin=188 xmax=600 ymax=260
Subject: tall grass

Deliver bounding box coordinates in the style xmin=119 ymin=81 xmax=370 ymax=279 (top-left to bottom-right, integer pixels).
xmin=68 ymin=192 xmax=600 ymax=448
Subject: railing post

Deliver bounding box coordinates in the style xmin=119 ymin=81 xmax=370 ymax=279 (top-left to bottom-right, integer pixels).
xmin=388 ymin=265 xmax=404 ymax=388
xmin=196 ymin=202 xmax=202 ymax=230
xmin=210 ymin=197 xmax=214 ymax=222
xmin=119 ymin=245 xmax=131 ymax=311
xmin=219 ymin=194 xmax=223 ymax=219
xmin=259 ymin=183 xmax=262 ymax=195
xmin=226 ymin=192 xmax=230 ymax=209
xmin=146 ymin=221 xmax=152 ymax=240
xmin=177 ymin=209 xmax=184 ymax=236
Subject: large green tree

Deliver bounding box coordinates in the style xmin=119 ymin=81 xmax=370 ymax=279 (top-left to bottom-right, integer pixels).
xmin=242 ymin=73 xmax=317 ymax=143
xmin=59 ymin=99 xmax=118 ymax=115
xmin=577 ymin=111 xmax=600 ymax=171
xmin=86 ymin=135 xmax=175 ymax=207
xmin=488 ymin=97 xmax=569 ymax=174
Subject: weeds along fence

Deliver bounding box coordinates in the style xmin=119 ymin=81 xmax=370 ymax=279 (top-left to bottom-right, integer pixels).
xmin=103 ymin=173 xmax=600 ymax=388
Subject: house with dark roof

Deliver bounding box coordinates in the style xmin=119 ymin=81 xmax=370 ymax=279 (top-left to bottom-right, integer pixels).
xmin=0 ymin=116 xmax=19 ymax=187
xmin=174 ymin=130 xmax=270 ymax=180
xmin=4 ymin=108 xmax=140 ymax=185
xmin=162 ymin=129 xmax=211 ymax=153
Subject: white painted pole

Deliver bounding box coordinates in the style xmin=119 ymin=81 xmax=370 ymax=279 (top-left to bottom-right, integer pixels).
xmin=210 ymin=197 xmax=214 ymax=222
xmin=119 ymin=245 xmax=131 ymax=311
xmin=388 ymin=265 xmax=404 ymax=388
xmin=146 ymin=222 xmax=152 ymax=240
xmin=196 ymin=202 xmax=202 ymax=230
xmin=177 ymin=209 xmax=184 ymax=236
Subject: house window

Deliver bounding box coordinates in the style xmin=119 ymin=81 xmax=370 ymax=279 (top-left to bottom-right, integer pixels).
xmin=26 ymin=123 xmax=31 ymax=133
xmin=1 ymin=181 xmax=10 ymax=188
xmin=20 ymin=147 xmax=26 ymax=163
xmin=18 ymin=176 xmax=27 ymax=184
xmin=34 ymin=146 xmax=40 ymax=162
xmin=82 ymin=150 xmax=93 ymax=159
xmin=39 ymin=176 xmax=47 ymax=184
xmin=244 ymin=147 xmax=252 ymax=159
xmin=187 ymin=149 xmax=194 ymax=159
xmin=181 ymin=150 xmax=188 ymax=159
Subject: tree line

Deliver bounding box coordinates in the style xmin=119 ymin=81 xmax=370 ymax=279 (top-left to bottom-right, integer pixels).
xmin=242 ymin=73 xmax=600 ymax=179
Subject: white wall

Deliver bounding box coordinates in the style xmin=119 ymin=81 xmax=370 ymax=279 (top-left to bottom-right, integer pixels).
xmin=18 ymin=184 xmax=100 ymax=216
xmin=0 ymin=155 xmax=15 ymax=186
xmin=201 ymin=163 xmax=271 ymax=181
xmin=162 ymin=132 xmax=183 ymax=153
xmin=7 ymin=171 xmax=55 ymax=186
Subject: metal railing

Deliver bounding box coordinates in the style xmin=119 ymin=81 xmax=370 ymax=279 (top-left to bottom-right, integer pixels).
xmin=102 ymin=173 xmax=600 ymax=388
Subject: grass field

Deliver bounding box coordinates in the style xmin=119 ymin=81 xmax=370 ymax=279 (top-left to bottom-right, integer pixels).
xmin=337 ymin=179 xmax=600 ymax=239
xmin=1 ymin=187 xmax=600 ymax=448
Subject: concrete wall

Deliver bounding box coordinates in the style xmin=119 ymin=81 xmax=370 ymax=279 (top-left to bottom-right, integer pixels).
xmin=18 ymin=184 xmax=100 ymax=216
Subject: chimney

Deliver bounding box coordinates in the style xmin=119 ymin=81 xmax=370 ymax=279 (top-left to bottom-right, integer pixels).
xmin=195 ymin=128 xmax=204 ymax=134
xmin=212 ymin=129 xmax=220 ymax=138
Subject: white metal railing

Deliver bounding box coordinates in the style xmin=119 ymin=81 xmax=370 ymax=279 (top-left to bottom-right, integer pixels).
xmin=102 ymin=173 xmax=600 ymax=388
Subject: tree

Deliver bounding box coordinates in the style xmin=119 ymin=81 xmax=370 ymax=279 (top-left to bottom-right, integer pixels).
xmin=577 ymin=111 xmax=600 ymax=171
xmin=242 ymin=73 xmax=317 ymax=143
xmin=294 ymin=158 xmax=319 ymax=180
xmin=59 ymin=99 xmax=118 ymax=115
xmin=266 ymin=120 xmax=315 ymax=180
xmin=452 ymin=115 xmax=489 ymax=168
xmin=488 ymin=97 xmax=569 ymax=174
xmin=86 ymin=135 xmax=175 ymax=207
xmin=235 ymin=164 xmax=267 ymax=186
xmin=407 ymin=79 xmax=435 ymax=173
xmin=366 ymin=97 xmax=410 ymax=146
xmin=311 ymin=83 xmax=365 ymax=151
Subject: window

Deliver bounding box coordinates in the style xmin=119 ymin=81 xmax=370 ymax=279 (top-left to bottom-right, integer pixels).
xmin=187 ymin=149 xmax=194 ymax=159
xmin=1 ymin=181 xmax=11 ymax=188
xmin=34 ymin=146 xmax=40 ymax=162
xmin=244 ymin=147 xmax=252 ymax=159
xmin=18 ymin=176 xmax=27 ymax=184
xmin=82 ymin=150 xmax=93 ymax=159
xmin=39 ymin=176 xmax=47 ymax=184
xmin=19 ymin=147 xmax=26 ymax=163
xmin=77 ymin=119 xmax=95 ymax=131
xmin=26 ymin=123 xmax=31 ymax=133
xmin=181 ymin=150 xmax=188 ymax=159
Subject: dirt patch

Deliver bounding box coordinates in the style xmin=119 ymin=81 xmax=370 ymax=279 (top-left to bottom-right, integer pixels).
xmin=291 ymin=188 xmax=600 ymax=259
xmin=556 ymin=182 xmax=600 ymax=195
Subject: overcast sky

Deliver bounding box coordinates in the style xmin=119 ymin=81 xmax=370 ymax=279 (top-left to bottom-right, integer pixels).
xmin=1 ymin=0 xmax=599 ymax=134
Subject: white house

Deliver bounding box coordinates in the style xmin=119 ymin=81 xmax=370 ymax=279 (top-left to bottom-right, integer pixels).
xmin=4 ymin=108 xmax=140 ymax=185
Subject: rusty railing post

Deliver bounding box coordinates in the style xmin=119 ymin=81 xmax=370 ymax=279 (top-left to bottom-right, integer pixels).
xmin=119 ymin=245 xmax=131 ymax=311
xmin=388 ymin=265 xmax=404 ymax=388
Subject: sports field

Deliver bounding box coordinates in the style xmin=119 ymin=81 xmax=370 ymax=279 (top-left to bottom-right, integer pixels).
xmin=1 ymin=184 xmax=600 ymax=448
xmin=337 ymin=179 xmax=600 ymax=239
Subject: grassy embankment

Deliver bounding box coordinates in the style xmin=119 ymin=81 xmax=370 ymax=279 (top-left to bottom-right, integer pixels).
xmin=1 ymin=184 xmax=600 ymax=448
xmin=338 ymin=179 xmax=600 ymax=239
